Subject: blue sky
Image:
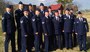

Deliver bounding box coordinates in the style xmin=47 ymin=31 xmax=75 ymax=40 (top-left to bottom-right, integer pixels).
xmin=5 ymin=0 xmax=90 ymax=10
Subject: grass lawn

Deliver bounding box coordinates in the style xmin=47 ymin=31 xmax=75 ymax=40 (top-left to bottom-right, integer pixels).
xmin=0 ymin=12 xmax=90 ymax=52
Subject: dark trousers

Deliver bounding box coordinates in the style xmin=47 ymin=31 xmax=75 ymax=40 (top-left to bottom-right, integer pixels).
xmin=17 ymin=29 xmax=21 ymax=51
xmin=77 ymin=34 xmax=86 ymax=51
xmin=21 ymin=36 xmax=26 ymax=52
xmin=64 ymin=32 xmax=73 ymax=49
xmin=21 ymin=35 xmax=32 ymax=52
xmin=55 ymin=35 xmax=61 ymax=49
xmin=39 ymin=34 xmax=44 ymax=50
xmin=61 ymin=32 xmax=65 ymax=48
xmin=27 ymin=35 xmax=34 ymax=52
xmin=4 ymin=32 xmax=16 ymax=52
xmin=72 ymin=32 xmax=77 ymax=47
xmin=44 ymin=35 xmax=49 ymax=52
xmin=34 ymin=35 xmax=40 ymax=52
xmin=49 ymin=35 xmax=55 ymax=51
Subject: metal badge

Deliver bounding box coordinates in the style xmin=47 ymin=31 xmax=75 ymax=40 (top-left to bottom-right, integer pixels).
xmin=77 ymin=22 xmax=79 ymax=23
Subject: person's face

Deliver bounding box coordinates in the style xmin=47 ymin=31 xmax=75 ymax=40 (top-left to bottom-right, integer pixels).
xmin=18 ymin=4 xmax=23 ymax=9
xmin=78 ymin=14 xmax=82 ymax=18
xmin=58 ymin=10 xmax=61 ymax=14
xmin=70 ymin=10 xmax=73 ymax=13
xmin=35 ymin=10 xmax=40 ymax=15
xmin=69 ymin=11 xmax=71 ymax=15
xmin=29 ymin=6 xmax=32 ymax=10
xmin=23 ymin=11 xmax=29 ymax=16
xmin=6 ymin=8 xmax=11 ymax=12
xmin=40 ymin=6 xmax=44 ymax=10
xmin=48 ymin=8 xmax=51 ymax=12
xmin=65 ymin=10 xmax=69 ymax=14
xmin=55 ymin=12 xmax=59 ymax=16
xmin=45 ymin=12 xmax=49 ymax=16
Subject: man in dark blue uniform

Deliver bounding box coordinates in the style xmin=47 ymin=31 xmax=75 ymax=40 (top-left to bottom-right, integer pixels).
xmin=15 ymin=1 xmax=24 ymax=51
xmin=74 ymin=11 xmax=89 ymax=52
xmin=20 ymin=7 xmax=33 ymax=52
xmin=58 ymin=8 xmax=63 ymax=17
xmin=47 ymin=6 xmax=55 ymax=51
xmin=39 ymin=3 xmax=45 ymax=50
xmin=42 ymin=10 xmax=53 ymax=52
xmin=2 ymin=5 xmax=16 ymax=52
xmin=32 ymin=9 xmax=42 ymax=52
xmin=28 ymin=3 xmax=35 ymax=48
xmin=48 ymin=6 xmax=54 ymax=19
xmin=39 ymin=3 xmax=45 ymax=19
xmin=52 ymin=10 xmax=63 ymax=49
xmin=63 ymin=8 xmax=74 ymax=49
xmin=69 ymin=8 xmax=77 ymax=47
xmin=28 ymin=3 xmax=34 ymax=18
xmin=58 ymin=8 xmax=65 ymax=49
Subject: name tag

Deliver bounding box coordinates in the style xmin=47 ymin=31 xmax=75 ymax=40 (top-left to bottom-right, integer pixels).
xmin=64 ymin=18 xmax=67 ymax=20
xmin=74 ymin=22 xmax=75 ymax=24
xmin=84 ymin=21 xmax=86 ymax=23
xmin=77 ymin=22 xmax=79 ymax=23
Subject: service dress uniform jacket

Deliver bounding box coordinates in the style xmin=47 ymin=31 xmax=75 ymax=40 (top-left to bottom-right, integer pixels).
xmin=42 ymin=16 xmax=53 ymax=52
xmin=63 ymin=14 xmax=74 ymax=49
xmin=74 ymin=17 xmax=89 ymax=51
xmin=32 ymin=15 xmax=42 ymax=52
xmin=15 ymin=9 xmax=24 ymax=51
xmin=2 ymin=12 xmax=16 ymax=52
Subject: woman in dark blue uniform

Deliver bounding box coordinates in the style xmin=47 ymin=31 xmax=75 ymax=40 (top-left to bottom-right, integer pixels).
xmin=32 ymin=9 xmax=43 ymax=52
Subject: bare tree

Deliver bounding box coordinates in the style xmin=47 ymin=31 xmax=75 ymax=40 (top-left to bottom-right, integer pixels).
xmin=0 ymin=0 xmax=6 ymax=15
xmin=0 ymin=0 xmax=13 ymax=15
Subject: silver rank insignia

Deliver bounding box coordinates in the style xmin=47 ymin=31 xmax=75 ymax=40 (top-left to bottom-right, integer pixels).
xmin=20 ymin=20 xmax=23 ymax=23
xmin=32 ymin=19 xmax=35 ymax=22
xmin=2 ymin=17 xmax=4 ymax=20
xmin=42 ymin=22 xmax=45 ymax=24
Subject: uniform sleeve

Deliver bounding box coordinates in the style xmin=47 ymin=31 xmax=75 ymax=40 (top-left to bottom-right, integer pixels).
xmin=85 ymin=18 xmax=89 ymax=32
xmin=12 ymin=16 xmax=16 ymax=32
xmin=15 ymin=10 xmax=18 ymax=20
xmin=42 ymin=18 xmax=48 ymax=33
xmin=20 ymin=19 xmax=27 ymax=36
xmin=61 ymin=16 xmax=64 ymax=31
xmin=61 ymin=15 xmax=64 ymax=31
xmin=15 ymin=10 xmax=18 ymax=17
xmin=15 ymin=10 xmax=19 ymax=25
xmin=2 ymin=15 xmax=7 ymax=32
xmin=32 ymin=18 xmax=37 ymax=34
xmin=74 ymin=19 xmax=77 ymax=33
xmin=72 ymin=16 xmax=76 ymax=32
